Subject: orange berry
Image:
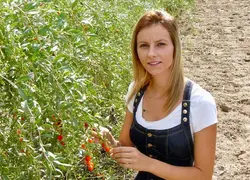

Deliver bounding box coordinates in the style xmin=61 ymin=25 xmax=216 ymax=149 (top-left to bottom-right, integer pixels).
xmin=52 ymin=114 xmax=56 ymax=121
xmin=17 ymin=129 xmax=21 ymax=135
xmin=20 ymin=149 xmax=25 ymax=153
xmin=104 ymin=146 xmax=110 ymax=153
xmin=81 ymin=144 xmax=85 ymax=149
xmin=85 ymin=155 xmax=91 ymax=162
xmin=87 ymin=162 xmax=94 ymax=171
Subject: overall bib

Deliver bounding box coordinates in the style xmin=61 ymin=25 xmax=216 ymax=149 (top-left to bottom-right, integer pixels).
xmin=130 ymin=80 xmax=194 ymax=180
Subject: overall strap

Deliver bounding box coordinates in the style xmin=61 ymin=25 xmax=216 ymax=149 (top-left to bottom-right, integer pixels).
xmin=181 ymin=80 xmax=194 ymax=158
xmin=133 ymin=84 xmax=148 ymax=115
xmin=181 ymin=80 xmax=193 ymax=125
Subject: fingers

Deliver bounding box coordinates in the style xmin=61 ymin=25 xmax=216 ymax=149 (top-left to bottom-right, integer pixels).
xmin=91 ymin=131 xmax=100 ymax=143
xmin=110 ymin=152 xmax=132 ymax=160
xmin=90 ymin=127 xmax=114 ymax=147
xmin=110 ymin=146 xmax=132 ymax=154
xmin=110 ymin=147 xmax=134 ymax=164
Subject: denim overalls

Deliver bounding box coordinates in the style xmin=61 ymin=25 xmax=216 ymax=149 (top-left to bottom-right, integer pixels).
xmin=130 ymin=80 xmax=194 ymax=180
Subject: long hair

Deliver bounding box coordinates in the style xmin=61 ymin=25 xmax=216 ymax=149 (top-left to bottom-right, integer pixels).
xmin=127 ymin=10 xmax=184 ymax=115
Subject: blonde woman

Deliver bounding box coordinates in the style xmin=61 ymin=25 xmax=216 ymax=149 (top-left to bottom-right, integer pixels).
xmin=99 ymin=10 xmax=217 ymax=180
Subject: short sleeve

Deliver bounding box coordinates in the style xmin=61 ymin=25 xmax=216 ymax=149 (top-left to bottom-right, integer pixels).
xmin=125 ymin=82 xmax=135 ymax=113
xmin=190 ymin=91 xmax=218 ymax=133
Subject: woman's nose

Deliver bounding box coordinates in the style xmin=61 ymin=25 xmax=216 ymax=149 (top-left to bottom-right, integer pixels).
xmin=147 ymin=46 xmax=157 ymax=58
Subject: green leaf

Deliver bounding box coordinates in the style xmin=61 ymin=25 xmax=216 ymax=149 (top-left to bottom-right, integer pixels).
xmin=0 ymin=74 xmax=18 ymax=89
xmin=16 ymin=75 xmax=32 ymax=82
xmin=26 ymin=11 xmax=39 ymax=15
xmin=72 ymin=0 xmax=79 ymax=9
xmin=47 ymin=151 xmax=56 ymax=159
xmin=53 ymin=160 xmax=72 ymax=167
xmin=38 ymin=26 xmax=50 ymax=36
xmin=18 ymin=88 xmax=28 ymax=100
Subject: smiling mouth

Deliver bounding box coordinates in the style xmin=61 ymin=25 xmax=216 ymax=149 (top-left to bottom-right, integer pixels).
xmin=148 ymin=61 xmax=161 ymax=65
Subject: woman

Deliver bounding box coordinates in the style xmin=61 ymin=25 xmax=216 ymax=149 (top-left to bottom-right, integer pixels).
xmin=99 ymin=10 xmax=217 ymax=180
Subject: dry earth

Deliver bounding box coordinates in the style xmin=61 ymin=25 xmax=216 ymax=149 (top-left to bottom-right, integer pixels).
xmin=181 ymin=0 xmax=250 ymax=179
xmin=125 ymin=0 xmax=250 ymax=179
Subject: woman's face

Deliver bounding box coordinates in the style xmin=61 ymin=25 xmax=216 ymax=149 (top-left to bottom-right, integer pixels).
xmin=136 ymin=24 xmax=174 ymax=77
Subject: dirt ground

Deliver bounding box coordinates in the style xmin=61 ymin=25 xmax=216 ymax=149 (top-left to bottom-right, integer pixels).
xmin=181 ymin=0 xmax=250 ymax=179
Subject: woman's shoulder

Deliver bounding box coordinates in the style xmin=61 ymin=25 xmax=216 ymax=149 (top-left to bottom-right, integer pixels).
xmin=125 ymin=81 xmax=136 ymax=113
xmin=188 ymin=80 xmax=217 ymax=133
xmin=189 ymin=80 xmax=216 ymax=106
xmin=128 ymin=81 xmax=135 ymax=91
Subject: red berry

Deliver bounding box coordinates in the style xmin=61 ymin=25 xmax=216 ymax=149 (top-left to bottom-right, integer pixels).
xmin=88 ymin=139 xmax=93 ymax=143
xmin=60 ymin=141 xmax=65 ymax=146
xmin=85 ymin=155 xmax=91 ymax=162
xmin=19 ymin=137 xmax=23 ymax=142
xmin=20 ymin=149 xmax=25 ymax=153
xmin=52 ymin=114 xmax=56 ymax=121
xmin=81 ymin=144 xmax=85 ymax=149
xmin=84 ymin=122 xmax=88 ymax=128
xmin=104 ymin=146 xmax=110 ymax=153
xmin=87 ymin=163 xmax=94 ymax=171
xmin=17 ymin=129 xmax=21 ymax=135
xmin=54 ymin=120 xmax=62 ymax=127
xmin=21 ymin=117 xmax=25 ymax=121
xmin=85 ymin=160 xmax=91 ymax=166
xmin=57 ymin=134 xmax=63 ymax=141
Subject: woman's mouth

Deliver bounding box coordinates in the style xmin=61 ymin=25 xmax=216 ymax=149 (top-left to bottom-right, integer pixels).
xmin=148 ymin=61 xmax=161 ymax=66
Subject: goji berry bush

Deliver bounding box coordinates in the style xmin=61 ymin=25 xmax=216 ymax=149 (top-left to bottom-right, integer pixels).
xmin=0 ymin=0 xmax=193 ymax=179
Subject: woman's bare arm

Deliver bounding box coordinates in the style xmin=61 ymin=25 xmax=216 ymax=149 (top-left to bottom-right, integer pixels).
xmin=119 ymin=109 xmax=134 ymax=146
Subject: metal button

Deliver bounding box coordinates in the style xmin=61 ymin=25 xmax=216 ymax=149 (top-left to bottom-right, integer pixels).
xmin=147 ymin=143 xmax=153 ymax=148
xmin=135 ymin=99 xmax=138 ymax=103
xmin=137 ymin=92 xmax=141 ymax=96
xmin=183 ymin=117 xmax=188 ymax=122
xmin=183 ymin=109 xmax=188 ymax=114
xmin=147 ymin=133 xmax=152 ymax=137
xmin=183 ymin=102 xmax=188 ymax=107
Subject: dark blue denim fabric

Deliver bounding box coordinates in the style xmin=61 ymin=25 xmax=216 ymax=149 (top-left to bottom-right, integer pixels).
xmin=130 ymin=81 xmax=194 ymax=180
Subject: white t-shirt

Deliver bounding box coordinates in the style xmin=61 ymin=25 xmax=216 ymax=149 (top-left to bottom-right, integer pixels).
xmin=125 ymin=80 xmax=217 ymax=136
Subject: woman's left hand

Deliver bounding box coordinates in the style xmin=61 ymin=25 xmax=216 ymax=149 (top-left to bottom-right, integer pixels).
xmin=110 ymin=146 xmax=151 ymax=171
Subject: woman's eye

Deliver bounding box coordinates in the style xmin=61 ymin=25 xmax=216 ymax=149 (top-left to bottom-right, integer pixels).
xmin=139 ymin=44 xmax=148 ymax=48
xmin=157 ymin=43 xmax=165 ymax=46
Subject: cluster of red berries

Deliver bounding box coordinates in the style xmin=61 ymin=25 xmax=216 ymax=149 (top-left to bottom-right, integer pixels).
xmin=84 ymin=155 xmax=94 ymax=171
xmin=82 ymin=122 xmax=111 ymax=172
xmin=16 ymin=129 xmax=23 ymax=142
xmin=52 ymin=115 xmax=65 ymax=146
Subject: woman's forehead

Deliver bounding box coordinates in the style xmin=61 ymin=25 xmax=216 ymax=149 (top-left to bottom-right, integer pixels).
xmin=137 ymin=24 xmax=171 ymax=42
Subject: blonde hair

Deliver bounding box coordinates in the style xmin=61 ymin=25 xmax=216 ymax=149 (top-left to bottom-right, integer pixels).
xmin=127 ymin=10 xmax=184 ymax=115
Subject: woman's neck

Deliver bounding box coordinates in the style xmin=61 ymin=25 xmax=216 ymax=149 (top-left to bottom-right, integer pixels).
xmin=147 ymin=76 xmax=171 ymax=98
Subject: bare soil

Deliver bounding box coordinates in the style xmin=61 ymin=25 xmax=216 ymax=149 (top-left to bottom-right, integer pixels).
xmin=181 ymin=0 xmax=250 ymax=179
